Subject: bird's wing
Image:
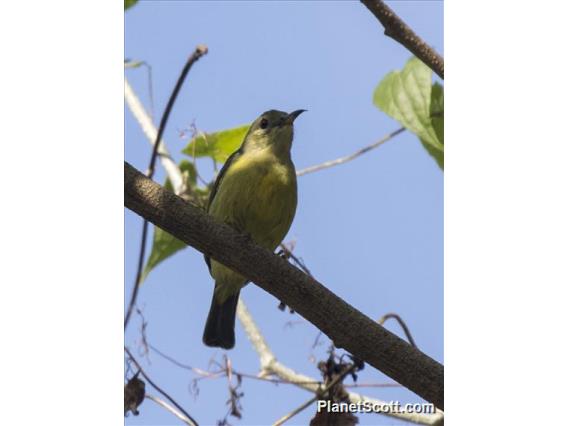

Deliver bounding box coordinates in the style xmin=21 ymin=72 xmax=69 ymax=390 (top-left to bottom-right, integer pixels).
xmin=204 ymin=148 xmax=242 ymax=272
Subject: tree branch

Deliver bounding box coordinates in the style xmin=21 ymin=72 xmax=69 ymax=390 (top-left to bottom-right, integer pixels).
xmin=145 ymin=394 xmax=194 ymax=426
xmin=125 ymin=347 xmax=199 ymax=426
xmin=273 ymin=363 xmax=358 ymax=426
xmin=296 ymin=127 xmax=405 ymax=177
xmin=361 ymin=0 xmax=444 ymax=79
xmin=238 ymin=300 xmax=442 ymax=425
xmin=124 ymin=161 xmax=444 ymax=409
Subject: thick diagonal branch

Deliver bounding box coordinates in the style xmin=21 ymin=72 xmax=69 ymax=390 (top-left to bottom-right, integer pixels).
xmin=361 ymin=0 xmax=444 ymax=79
xmin=238 ymin=302 xmax=442 ymax=425
xmin=124 ymin=161 xmax=444 ymax=409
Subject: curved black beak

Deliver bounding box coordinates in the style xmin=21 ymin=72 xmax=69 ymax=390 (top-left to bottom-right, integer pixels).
xmin=286 ymin=109 xmax=307 ymax=124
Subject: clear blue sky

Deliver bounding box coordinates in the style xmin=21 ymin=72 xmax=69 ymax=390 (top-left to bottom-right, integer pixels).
xmin=125 ymin=1 xmax=443 ymax=425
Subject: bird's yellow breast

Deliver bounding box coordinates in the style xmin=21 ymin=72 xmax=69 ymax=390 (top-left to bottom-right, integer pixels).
xmin=209 ymin=149 xmax=297 ymax=249
xmin=208 ymin=149 xmax=297 ymax=297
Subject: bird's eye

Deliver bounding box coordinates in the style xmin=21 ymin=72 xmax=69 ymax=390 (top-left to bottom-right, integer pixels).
xmin=259 ymin=118 xmax=269 ymax=129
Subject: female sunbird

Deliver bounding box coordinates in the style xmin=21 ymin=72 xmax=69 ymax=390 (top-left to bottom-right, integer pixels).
xmin=203 ymin=109 xmax=305 ymax=349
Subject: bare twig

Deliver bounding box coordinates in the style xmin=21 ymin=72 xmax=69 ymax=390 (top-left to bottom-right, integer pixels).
xmin=148 ymin=344 xmax=212 ymax=377
xmin=361 ymin=0 xmax=444 ymax=79
xmin=124 ymin=60 xmax=155 ymax=120
xmin=125 ymin=347 xmax=199 ymax=426
xmin=238 ymin=300 xmax=442 ymax=425
xmin=146 ymin=394 xmax=194 ymax=425
xmin=273 ymin=364 xmax=357 ymax=426
xmin=279 ymin=242 xmax=313 ymax=277
xmin=125 ymin=78 xmax=185 ymax=194
xmin=223 ymin=355 xmax=244 ymax=420
xmin=296 ymin=127 xmax=405 ymax=176
xmin=147 ymin=45 xmax=208 ymax=179
xmin=344 ymin=382 xmax=400 ymax=389
xmin=136 ymin=307 xmax=150 ymax=358
xmin=124 ymin=45 xmax=208 ymax=330
xmin=378 ymin=312 xmax=418 ymax=348
xmin=150 ymin=342 xmax=322 ymax=386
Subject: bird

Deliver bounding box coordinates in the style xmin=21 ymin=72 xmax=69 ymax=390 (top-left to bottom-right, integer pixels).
xmin=203 ymin=109 xmax=305 ymax=349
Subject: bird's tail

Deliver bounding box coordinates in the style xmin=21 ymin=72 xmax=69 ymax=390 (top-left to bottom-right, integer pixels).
xmin=202 ymin=286 xmax=240 ymax=350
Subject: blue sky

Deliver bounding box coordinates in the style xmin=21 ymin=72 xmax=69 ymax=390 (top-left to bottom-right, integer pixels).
xmin=125 ymin=1 xmax=443 ymax=425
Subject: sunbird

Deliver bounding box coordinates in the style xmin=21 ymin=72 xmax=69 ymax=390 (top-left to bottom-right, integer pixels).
xmin=203 ymin=109 xmax=305 ymax=349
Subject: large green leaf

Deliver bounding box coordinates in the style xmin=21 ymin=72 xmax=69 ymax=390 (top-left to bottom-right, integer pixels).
xmin=373 ymin=57 xmax=444 ymax=169
xmin=182 ymin=124 xmax=250 ymax=163
xmin=426 ymin=82 xmax=444 ymax=168
xmin=430 ymin=82 xmax=444 ymax=145
xmin=141 ymin=225 xmax=187 ymax=283
xmin=141 ymin=160 xmax=203 ymax=283
xmin=420 ymin=138 xmax=443 ymax=169
xmin=124 ymin=0 xmax=138 ymax=11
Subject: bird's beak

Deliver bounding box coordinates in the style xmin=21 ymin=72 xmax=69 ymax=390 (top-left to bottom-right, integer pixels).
xmin=286 ymin=109 xmax=307 ymax=124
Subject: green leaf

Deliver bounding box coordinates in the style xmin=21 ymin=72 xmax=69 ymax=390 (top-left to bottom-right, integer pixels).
xmin=141 ymin=226 xmax=187 ymax=283
xmin=124 ymin=59 xmax=144 ymax=69
xmin=178 ymin=159 xmax=198 ymax=188
xmin=425 ymin=82 xmax=444 ymax=168
xmin=420 ymin=138 xmax=443 ymax=169
xmin=124 ymin=0 xmax=138 ymax=10
xmin=373 ymin=57 xmax=444 ymax=169
xmin=182 ymin=124 xmax=250 ymax=163
xmin=141 ymin=160 xmax=200 ymax=283
xmin=141 ymin=158 xmax=215 ymax=282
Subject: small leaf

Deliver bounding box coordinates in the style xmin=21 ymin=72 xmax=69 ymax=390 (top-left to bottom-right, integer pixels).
xmin=141 ymin=227 xmax=186 ymax=283
xmin=373 ymin=57 xmax=444 ymax=169
xmin=178 ymin=159 xmax=198 ymax=188
xmin=124 ymin=59 xmax=144 ymax=69
xmin=141 ymin=157 xmax=215 ymax=282
xmin=141 ymin=161 xmax=199 ymax=283
xmin=124 ymin=0 xmax=138 ymax=11
xmin=182 ymin=125 xmax=250 ymax=163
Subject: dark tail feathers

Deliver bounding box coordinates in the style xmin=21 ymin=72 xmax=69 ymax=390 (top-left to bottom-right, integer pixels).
xmin=202 ymin=290 xmax=240 ymax=349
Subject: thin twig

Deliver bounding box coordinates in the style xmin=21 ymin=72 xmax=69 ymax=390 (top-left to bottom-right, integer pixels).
xmin=147 ymin=45 xmax=208 ymax=179
xmin=272 ymin=364 xmax=357 ymax=426
xmin=125 ymin=347 xmax=199 ymax=426
xmin=148 ymin=344 xmax=213 ymax=377
xmin=124 ymin=45 xmax=208 ymax=330
xmin=232 ymin=371 xmax=320 ymax=386
xmin=360 ymin=0 xmax=444 ymax=79
xmin=144 ymin=62 xmax=155 ymax=121
xmin=150 ymin=342 xmax=322 ymax=386
xmin=124 ymin=78 xmax=185 ymax=194
xmin=344 ymin=382 xmax=401 ymax=389
xmin=378 ymin=312 xmax=417 ymax=348
xmin=237 ymin=300 xmax=442 ymax=425
xmin=124 ymin=60 xmax=155 ymax=120
xmin=279 ymin=243 xmax=313 ymax=277
xmin=296 ymin=127 xmax=405 ymax=176
xmin=145 ymin=394 xmax=194 ymax=426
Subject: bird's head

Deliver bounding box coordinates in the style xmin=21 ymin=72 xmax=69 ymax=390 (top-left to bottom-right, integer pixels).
xmin=241 ymin=109 xmax=306 ymax=157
